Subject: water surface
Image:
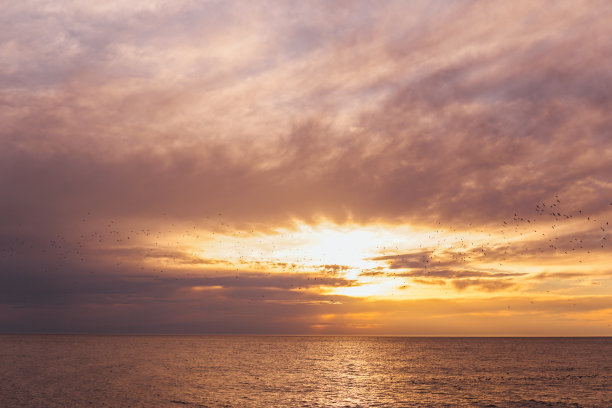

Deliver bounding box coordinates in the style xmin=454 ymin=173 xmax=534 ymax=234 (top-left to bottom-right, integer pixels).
xmin=1 ymin=336 xmax=610 ymax=407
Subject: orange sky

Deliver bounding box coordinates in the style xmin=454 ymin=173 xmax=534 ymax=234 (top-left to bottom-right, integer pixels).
xmin=1 ymin=0 xmax=611 ymax=335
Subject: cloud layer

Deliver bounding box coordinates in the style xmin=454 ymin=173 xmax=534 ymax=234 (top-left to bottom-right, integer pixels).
xmin=1 ymin=0 xmax=612 ymax=334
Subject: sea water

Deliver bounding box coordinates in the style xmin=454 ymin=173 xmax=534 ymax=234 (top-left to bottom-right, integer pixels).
xmin=0 ymin=336 xmax=610 ymax=407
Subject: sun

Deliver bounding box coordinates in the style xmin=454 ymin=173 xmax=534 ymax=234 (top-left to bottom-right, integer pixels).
xmin=291 ymin=225 xmax=384 ymax=268
xmin=179 ymin=221 xmax=413 ymax=273
xmin=154 ymin=220 xmax=446 ymax=272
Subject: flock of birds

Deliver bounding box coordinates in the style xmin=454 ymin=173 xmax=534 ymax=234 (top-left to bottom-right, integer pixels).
xmin=500 ymin=197 xmax=609 ymax=256
xmin=377 ymin=196 xmax=611 ymax=273
xmin=1 ymin=198 xmax=611 ymax=281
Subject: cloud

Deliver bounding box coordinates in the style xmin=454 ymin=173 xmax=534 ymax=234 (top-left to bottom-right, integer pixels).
xmin=2 ymin=1 xmax=611 ymax=230
xmin=451 ymin=279 xmax=516 ymax=292
xmin=1 ymin=1 xmax=612 ymax=333
xmin=0 ymin=256 xmax=363 ymax=333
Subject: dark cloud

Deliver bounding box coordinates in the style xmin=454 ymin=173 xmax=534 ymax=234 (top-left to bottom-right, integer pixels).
xmin=531 ymin=271 xmax=612 ymax=281
xmin=0 ymin=257 xmax=361 ymax=333
xmin=395 ymin=269 xmax=524 ymax=279
xmin=451 ymin=279 xmax=516 ymax=292
xmin=388 ymin=267 xmax=521 ymax=293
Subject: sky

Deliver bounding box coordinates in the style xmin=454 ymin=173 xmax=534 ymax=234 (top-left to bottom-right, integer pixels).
xmin=1 ymin=0 xmax=612 ymax=335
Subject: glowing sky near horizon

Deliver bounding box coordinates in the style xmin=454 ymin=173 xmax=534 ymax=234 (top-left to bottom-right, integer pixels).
xmin=1 ymin=0 xmax=612 ymax=335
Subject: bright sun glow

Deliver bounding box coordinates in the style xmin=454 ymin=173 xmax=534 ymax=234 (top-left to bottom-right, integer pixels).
xmin=141 ymin=218 xmax=609 ymax=300
xmin=140 ymin=220 xmax=518 ymax=299
xmin=186 ymin=222 xmax=434 ymax=273
xmin=274 ymin=225 xmax=385 ymax=267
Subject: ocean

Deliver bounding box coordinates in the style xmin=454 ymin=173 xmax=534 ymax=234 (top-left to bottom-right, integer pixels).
xmin=0 ymin=335 xmax=610 ymax=407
